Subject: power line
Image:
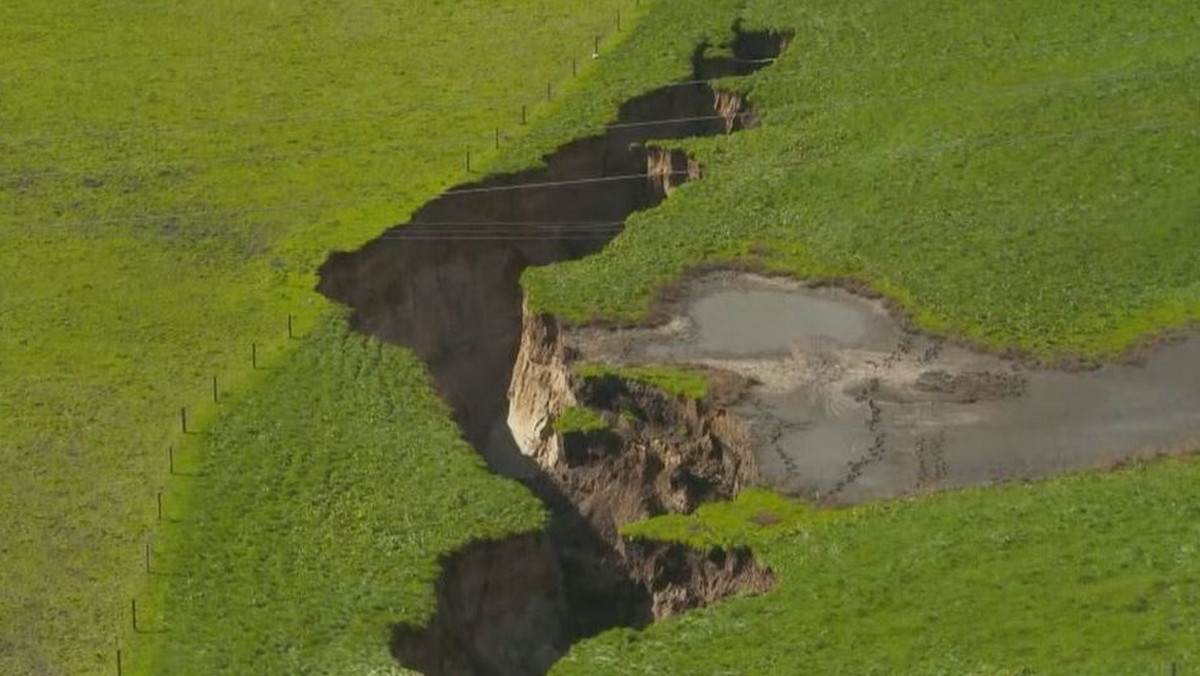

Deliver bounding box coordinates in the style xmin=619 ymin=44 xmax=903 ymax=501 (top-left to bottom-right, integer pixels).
xmin=373 ymin=232 xmax=622 ymax=241
xmin=385 ymin=220 xmax=627 ymax=229
xmin=406 ymin=219 xmax=624 ymax=227
xmin=2 ymin=116 xmax=1192 ymax=236
xmin=441 ymin=170 xmax=691 ymax=197
xmin=375 ymin=223 xmax=627 ymax=237
xmin=4 ymin=58 xmax=1191 ymax=185
xmin=604 ymin=111 xmax=748 ymax=131
xmin=0 ymin=172 xmax=690 ymax=231
xmin=6 ymin=118 xmax=1193 ymax=235
xmin=0 ymin=111 xmax=755 ymax=182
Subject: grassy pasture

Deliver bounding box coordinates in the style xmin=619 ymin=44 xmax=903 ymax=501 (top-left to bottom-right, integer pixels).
xmin=525 ymin=0 xmax=1200 ymax=360
xmin=135 ymin=318 xmax=544 ymax=676
xmin=3 ymin=0 xmax=1199 ymax=673
xmin=558 ymin=458 xmax=1200 ymax=674
xmin=0 ymin=2 xmax=638 ymax=674
xmin=532 ymin=1 xmax=1200 ymax=671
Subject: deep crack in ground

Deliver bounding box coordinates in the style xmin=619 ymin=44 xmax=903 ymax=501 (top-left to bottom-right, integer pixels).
xmin=317 ymin=26 xmax=792 ymax=676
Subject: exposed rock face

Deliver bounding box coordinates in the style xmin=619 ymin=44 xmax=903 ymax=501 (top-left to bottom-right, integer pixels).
xmin=503 ymin=303 xmax=774 ymax=651
xmin=715 ymin=90 xmax=754 ymax=132
xmin=508 ymin=303 xmax=760 ymax=541
xmin=565 ymin=376 xmax=758 ymax=537
xmin=647 ymin=146 xmax=703 ymax=197
xmin=507 ymin=307 xmax=576 ymax=472
xmin=392 ymin=533 xmax=568 ymax=676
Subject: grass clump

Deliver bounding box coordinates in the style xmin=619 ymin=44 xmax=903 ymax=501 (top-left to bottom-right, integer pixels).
xmin=623 ymin=489 xmax=818 ymax=549
xmin=553 ymin=406 xmax=611 ymax=435
xmin=577 ymin=363 xmax=709 ymax=400
xmin=558 ymin=457 xmax=1200 ymax=674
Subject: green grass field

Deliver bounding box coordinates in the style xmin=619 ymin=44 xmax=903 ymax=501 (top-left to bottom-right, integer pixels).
xmin=533 ymin=2 xmax=1198 ymax=671
xmin=525 ymin=0 xmax=1200 ymax=360
xmin=0 ymin=2 xmax=638 ymax=674
xmin=135 ymin=317 xmax=544 ymax=676
xmin=4 ymin=0 xmax=1199 ymax=674
xmin=557 ymin=458 xmax=1200 ymax=674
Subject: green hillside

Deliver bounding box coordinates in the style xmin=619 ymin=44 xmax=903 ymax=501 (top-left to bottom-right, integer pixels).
xmin=136 ymin=318 xmax=543 ymax=675
xmin=2 ymin=0 xmax=1197 ymax=674
xmin=559 ymin=459 xmax=1200 ymax=674
xmin=527 ymin=0 xmax=1200 ymax=359
xmin=0 ymin=2 xmax=633 ymax=673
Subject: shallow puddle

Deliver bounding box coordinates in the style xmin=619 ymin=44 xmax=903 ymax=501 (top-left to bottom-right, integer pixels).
xmin=618 ymin=275 xmax=1200 ymax=503
xmin=683 ymin=286 xmax=894 ymax=354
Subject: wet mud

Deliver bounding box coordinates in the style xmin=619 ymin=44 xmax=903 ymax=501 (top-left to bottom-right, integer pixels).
xmin=318 ymin=26 xmax=792 ymax=676
xmin=584 ymin=273 xmax=1200 ymax=503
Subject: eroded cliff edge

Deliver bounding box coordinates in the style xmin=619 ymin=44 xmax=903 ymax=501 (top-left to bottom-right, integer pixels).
xmin=508 ymin=300 xmax=761 ymax=537
xmin=316 ymin=25 xmax=795 ymax=674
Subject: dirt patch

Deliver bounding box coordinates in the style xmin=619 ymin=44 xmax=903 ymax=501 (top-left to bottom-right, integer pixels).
xmin=559 ymin=376 xmax=760 ymax=537
xmin=623 ymin=539 xmax=775 ymax=619
xmin=910 ymin=369 xmax=1027 ymax=403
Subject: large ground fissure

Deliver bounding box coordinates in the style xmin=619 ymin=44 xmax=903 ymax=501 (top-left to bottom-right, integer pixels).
xmin=317 ymin=28 xmax=791 ymax=676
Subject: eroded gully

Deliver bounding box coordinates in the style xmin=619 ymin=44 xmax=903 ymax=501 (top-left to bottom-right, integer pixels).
xmin=317 ymin=29 xmax=791 ymax=676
